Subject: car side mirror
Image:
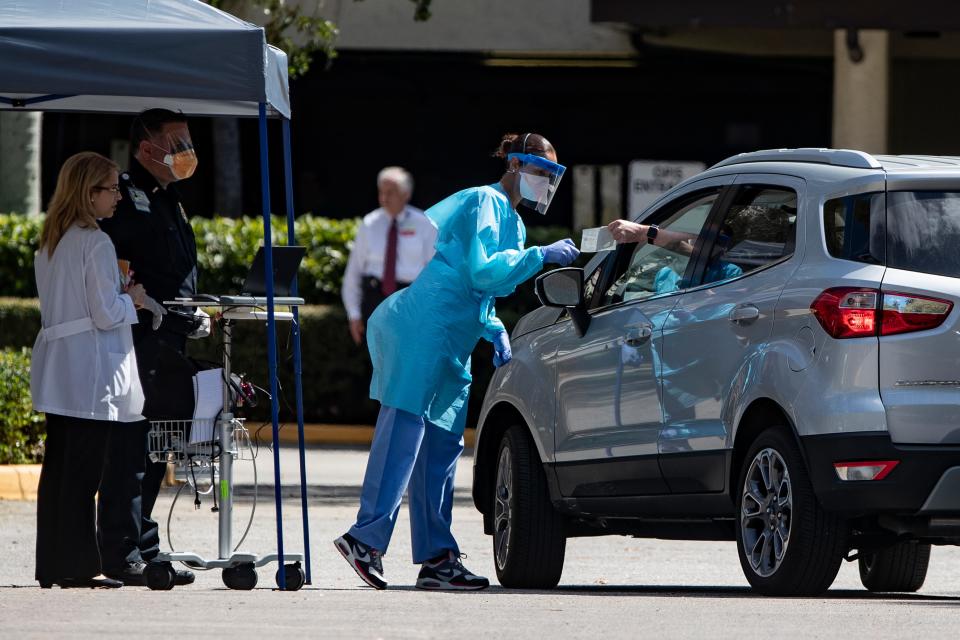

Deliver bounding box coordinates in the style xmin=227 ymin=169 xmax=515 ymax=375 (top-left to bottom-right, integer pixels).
xmin=535 ymin=268 xmax=591 ymax=337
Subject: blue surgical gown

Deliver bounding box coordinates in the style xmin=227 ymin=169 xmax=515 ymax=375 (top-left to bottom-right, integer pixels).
xmin=366 ymin=183 xmax=545 ymax=435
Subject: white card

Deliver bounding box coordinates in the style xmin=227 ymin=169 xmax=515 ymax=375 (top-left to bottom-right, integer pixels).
xmin=580 ymin=226 xmax=615 ymax=253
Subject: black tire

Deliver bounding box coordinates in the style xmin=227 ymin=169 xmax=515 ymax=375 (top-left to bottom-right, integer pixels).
xmin=734 ymin=427 xmax=848 ymax=596
xmin=275 ymin=562 xmax=306 ymax=591
xmin=145 ymin=562 xmax=176 ymax=591
xmin=859 ymin=541 xmax=931 ymax=592
xmin=222 ymin=563 xmax=258 ymax=590
xmin=492 ymin=425 xmax=566 ymax=588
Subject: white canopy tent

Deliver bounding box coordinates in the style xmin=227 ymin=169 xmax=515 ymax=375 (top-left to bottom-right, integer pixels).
xmin=0 ymin=0 xmax=310 ymax=589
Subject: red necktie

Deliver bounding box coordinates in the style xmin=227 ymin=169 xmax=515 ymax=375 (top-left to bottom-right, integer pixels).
xmin=381 ymin=217 xmax=398 ymax=296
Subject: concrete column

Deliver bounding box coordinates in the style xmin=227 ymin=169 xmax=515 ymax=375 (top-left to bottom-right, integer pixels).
xmin=599 ymin=165 xmax=623 ymax=225
xmin=572 ymin=165 xmax=596 ymax=232
xmin=832 ymin=29 xmax=889 ymax=154
xmin=0 ymin=111 xmax=42 ymax=215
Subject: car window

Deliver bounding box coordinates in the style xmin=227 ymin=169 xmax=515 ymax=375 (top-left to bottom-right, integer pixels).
xmin=700 ymin=185 xmax=797 ymax=286
xmin=601 ymin=192 xmax=718 ymax=306
xmin=886 ymin=191 xmax=960 ymax=278
xmin=582 ymin=258 xmax=606 ymax=307
xmin=823 ymin=192 xmax=884 ymax=265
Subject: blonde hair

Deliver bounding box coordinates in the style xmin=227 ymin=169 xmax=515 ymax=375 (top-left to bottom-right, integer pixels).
xmin=40 ymin=152 xmax=119 ymax=257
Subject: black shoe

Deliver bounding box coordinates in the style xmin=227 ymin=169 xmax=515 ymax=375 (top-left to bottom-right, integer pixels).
xmin=105 ymin=561 xmax=147 ymax=586
xmin=58 ymin=576 xmax=123 ymax=589
xmin=416 ymin=551 xmax=489 ymax=591
xmin=334 ymin=533 xmax=386 ymax=590
xmin=173 ymin=568 xmax=195 ymax=586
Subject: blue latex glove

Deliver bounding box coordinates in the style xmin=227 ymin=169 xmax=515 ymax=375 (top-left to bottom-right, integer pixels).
xmin=492 ymin=330 xmax=512 ymax=368
xmin=542 ymin=238 xmax=580 ymax=266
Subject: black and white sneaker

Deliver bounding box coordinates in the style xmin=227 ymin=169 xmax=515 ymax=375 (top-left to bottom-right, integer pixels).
xmin=416 ymin=551 xmax=490 ymax=591
xmin=334 ymin=533 xmax=386 ymax=590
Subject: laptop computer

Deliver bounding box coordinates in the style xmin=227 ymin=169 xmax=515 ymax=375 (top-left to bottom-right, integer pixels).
xmin=170 ymin=245 xmax=307 ymax=306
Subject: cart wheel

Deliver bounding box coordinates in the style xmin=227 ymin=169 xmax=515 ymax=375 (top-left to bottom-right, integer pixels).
xmin=222 ymin=563 xmax=258 ymax=590
xmin=146 ymin=562 xmax=176 ymax=591
xmin=275 ymin=562 xmax=306 ymax=591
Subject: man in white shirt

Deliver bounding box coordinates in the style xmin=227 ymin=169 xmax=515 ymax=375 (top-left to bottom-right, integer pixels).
xmin=342 ymin=166 xmax=437 ymax=345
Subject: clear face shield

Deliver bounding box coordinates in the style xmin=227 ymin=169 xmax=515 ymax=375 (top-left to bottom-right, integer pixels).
xmin=138 ymin=119 xmax=198 ymax=181
xmin=507 ymin=152 xmax=566 ymax=215
xmin=150 ymin=132 xmax=198 ymax=181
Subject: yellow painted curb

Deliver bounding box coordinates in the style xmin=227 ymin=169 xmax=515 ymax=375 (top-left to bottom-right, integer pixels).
xmin=265 ymin=423 xmax=476 ymax=448
xmin=0 ymin=464 xmax=41 ymax=501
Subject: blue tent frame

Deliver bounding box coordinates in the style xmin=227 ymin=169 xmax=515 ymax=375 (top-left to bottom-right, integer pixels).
xmin=0 ymin=95 xmax=313 ymax=590
xmin=0 ymin=0 xmax=312 ymax=586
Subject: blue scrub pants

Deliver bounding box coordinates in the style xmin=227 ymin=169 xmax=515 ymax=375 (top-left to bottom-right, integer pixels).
xmin=349 ymin=406 xmax=463 ymax=563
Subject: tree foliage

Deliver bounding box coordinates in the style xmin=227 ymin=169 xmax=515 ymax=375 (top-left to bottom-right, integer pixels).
xmin=207 ymin=0 xmax=432 ymax=78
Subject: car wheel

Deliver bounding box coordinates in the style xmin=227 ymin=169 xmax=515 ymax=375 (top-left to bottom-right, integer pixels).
xmin=859 ymin=541 xmax=931 ymax=592
xmin=492 ymin=425 xmax=566 ymax=588
xmin=735 ymin=427 xmax=847 ymax=596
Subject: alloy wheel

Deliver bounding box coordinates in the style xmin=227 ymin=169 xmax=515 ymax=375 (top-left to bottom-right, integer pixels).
xmin=740 ymin=447 xmax=793 ymax=577
xmin=494 ymin=445 xmax=513 ymax=571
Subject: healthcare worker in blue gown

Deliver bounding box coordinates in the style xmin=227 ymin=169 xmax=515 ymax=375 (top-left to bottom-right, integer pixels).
xmin=335 ymin=133 xmax=580 ymax=591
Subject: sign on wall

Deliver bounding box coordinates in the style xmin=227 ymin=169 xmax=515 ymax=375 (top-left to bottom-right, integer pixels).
xmin=628 ymin=160 xmax=706 ymax=218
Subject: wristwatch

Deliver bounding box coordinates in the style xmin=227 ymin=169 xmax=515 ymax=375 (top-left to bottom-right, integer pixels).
xmin=646 ymin=224 xmax=659 ymax=245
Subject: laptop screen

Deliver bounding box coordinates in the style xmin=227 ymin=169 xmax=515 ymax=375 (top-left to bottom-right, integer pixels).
xmin=241 ymin=246 xmax=306 ymax=296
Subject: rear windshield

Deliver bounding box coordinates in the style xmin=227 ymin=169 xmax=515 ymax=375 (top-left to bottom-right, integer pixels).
xmin=887 ymin=191 xmax=960 ymax=278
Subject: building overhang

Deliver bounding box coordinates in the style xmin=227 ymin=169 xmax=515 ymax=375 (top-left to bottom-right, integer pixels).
xmin=591 ymin=0 xmax=960 ymax=31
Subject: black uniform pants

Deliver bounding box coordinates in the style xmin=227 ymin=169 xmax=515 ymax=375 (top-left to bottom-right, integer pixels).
xmin=360 ymin=276 xmax=410 ymax=326
xmin=97 ymin=420 xmax=159 ymax=572
xmin=35 ymin=414 xmax=111 ymax=582
xmin=98 ymin=326 xmax=189 ymax=572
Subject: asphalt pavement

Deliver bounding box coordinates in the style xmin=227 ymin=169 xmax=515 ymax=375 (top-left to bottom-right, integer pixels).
xmin=2 ymin=444 xmax=960 ymax=638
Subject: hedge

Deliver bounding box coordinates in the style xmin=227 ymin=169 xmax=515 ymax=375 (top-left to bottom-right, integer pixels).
xmin=0 ymin=212 xmax=571 ymax=306
xmin=0 ymin=297 xmax=527 ymax=429
xmin=0 ymin=348 xmax=44 ymax=464
xmin=0 ymin=213 xmax=573 ymax=431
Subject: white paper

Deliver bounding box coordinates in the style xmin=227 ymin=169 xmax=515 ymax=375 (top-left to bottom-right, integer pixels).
xmin=580 ymin=226 xmax=616 ymax=253
xmin=190 ymin=368 xmax=223 ymax=444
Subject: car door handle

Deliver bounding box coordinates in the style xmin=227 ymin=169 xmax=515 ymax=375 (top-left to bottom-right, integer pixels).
xmin=624 ymin=325 xmax=653 ymax=346
xmin=729 ymin=304 xmax=760 ymax=324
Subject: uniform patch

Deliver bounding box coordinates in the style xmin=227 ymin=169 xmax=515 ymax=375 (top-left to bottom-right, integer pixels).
xmin=399 ymin=228 xmax=417 ymax=236
xmin=128 ymin=187 xmax=151 ymax=213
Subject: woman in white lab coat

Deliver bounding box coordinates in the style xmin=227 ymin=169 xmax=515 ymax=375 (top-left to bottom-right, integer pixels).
xmin=32 ymin=151 xmax=147 ymax=589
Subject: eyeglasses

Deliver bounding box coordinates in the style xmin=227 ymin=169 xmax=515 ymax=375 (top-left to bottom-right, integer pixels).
xmin=92 ymin=185 xmax=121 ymax=194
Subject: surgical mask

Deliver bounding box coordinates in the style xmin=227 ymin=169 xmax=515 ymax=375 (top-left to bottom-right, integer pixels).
xmin=519 ymin=173 xmax=550 ymax=203
xmin=507 ymin=152 xmax=565 ymax=215
xmin=148 ymin=140 xmax=198 ymax=181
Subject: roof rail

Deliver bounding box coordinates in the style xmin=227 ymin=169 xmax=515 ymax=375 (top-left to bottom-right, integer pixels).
xmin=711 ymin=148 xmax=883 ymax=170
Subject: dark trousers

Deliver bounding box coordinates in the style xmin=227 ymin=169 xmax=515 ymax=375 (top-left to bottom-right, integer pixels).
xmin=97 ymin=326 xmax=188 ymax=572
xmin=96 ymin=420 xmax=167 ymax=572
xmin=359 ymin=278 xmax=410 ymax=384
xmin=35 ymin=414 xmax=111 ymax=582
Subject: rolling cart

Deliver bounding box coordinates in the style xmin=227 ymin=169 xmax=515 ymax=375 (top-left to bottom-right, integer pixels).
xmin=145 ymin=296 xmax=307 ymax=591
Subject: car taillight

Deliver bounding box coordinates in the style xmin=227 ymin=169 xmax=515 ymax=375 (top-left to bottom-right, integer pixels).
xmin=810 ymin=288 xmax=878 ymax=338
xmin=811 ymin=288 xmax=953 ymax=339
xmin=880 ymin=292 xmax=953 ymax=336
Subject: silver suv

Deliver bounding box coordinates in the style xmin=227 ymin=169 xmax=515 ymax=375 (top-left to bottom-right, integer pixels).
xmin=473 ymin=149 xmax=960 ymax=596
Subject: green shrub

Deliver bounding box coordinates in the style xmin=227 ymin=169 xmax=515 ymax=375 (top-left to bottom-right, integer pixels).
xmin=192 ymin=215 xmax=358 ymax=305
xmin=0 ymin=348 xmax=45 ymax=464
xmin=0 ymin=297 xmax=40 ymax=349
xmin=0 ymin=214 xmax=43 ymax=298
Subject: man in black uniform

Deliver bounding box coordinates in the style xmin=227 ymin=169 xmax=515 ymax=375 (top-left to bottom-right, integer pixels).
xmin=97 ymin=108 xmax=203 ymax=586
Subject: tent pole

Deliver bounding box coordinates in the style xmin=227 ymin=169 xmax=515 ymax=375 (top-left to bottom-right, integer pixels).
xmin=282 ymin=117 xmax=312 ymax=584
xmin=259 ymin=102 xmax=287 ymax=590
